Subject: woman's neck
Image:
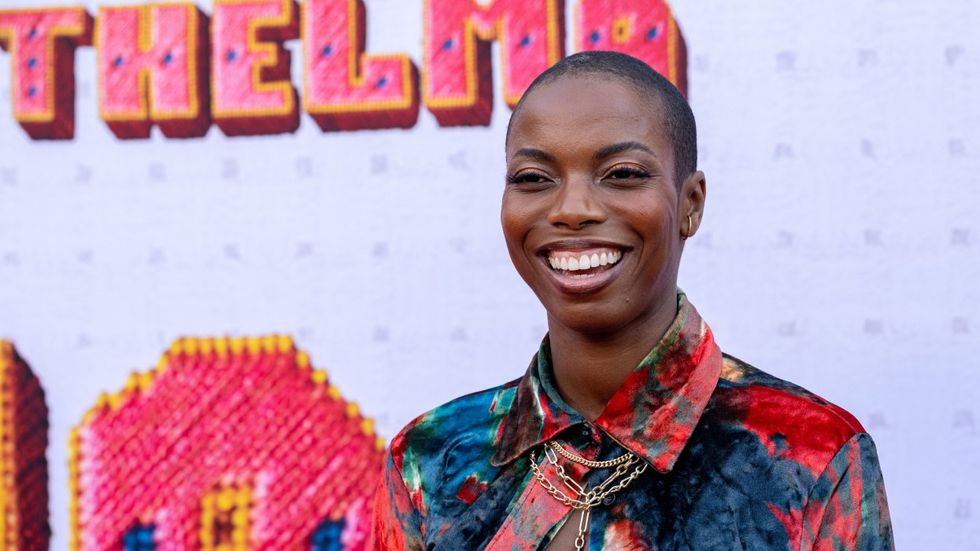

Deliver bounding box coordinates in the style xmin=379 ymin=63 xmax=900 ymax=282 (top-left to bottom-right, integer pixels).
xmin=546 ymin=305 xmax=677 ymax=421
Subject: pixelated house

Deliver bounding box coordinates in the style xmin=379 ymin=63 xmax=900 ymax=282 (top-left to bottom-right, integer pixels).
xmin=0 ymin=340 xmax=50 ymax=550
xmin=70 ymin=336 xmax=384 ymax=550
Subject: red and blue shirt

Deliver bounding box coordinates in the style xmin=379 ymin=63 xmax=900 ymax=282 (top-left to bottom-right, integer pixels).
xmin=371 ymin=294 xmax=893 ymax=550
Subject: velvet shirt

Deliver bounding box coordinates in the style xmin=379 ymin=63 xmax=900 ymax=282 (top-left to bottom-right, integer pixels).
xmin=370 ymin=294 xmax=894 ymax=550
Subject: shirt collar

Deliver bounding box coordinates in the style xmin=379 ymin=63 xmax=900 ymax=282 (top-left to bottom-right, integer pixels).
xmin=491 ymin=292 xmax=723 ymax=473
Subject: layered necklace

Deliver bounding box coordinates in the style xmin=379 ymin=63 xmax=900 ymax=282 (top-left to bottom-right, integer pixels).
xmin=529 ymin=440 xmax=648 ymax=550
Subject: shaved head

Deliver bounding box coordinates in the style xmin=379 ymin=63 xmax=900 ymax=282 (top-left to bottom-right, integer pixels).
xmin=508 ymin=51 xmax=697 ymax=183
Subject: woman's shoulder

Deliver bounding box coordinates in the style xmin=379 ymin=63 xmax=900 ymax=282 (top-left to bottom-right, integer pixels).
xmin=387 ymin=376 xmax=522 ymax=467
xmin=710 ymin=353 xmax=870 ymax=471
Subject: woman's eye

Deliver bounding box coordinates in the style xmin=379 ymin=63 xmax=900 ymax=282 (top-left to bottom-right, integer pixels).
xmin=606 ymin=167 xmax=649 ymax=180
xmin=506 ymin=172 xmax=550 ymax=185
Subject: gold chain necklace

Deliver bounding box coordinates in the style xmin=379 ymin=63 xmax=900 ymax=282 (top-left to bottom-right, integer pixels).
xmin=547 ymin=440 xmax=633 ymax=469
xmin=529 ymin=442 xmax=648 ymax=550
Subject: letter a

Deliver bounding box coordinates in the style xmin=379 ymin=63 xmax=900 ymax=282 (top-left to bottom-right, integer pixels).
xmin=577 ymin=0 xmax=687 ymax=95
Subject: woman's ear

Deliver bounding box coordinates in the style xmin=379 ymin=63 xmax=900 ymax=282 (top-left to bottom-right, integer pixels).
xmin=679 ymin=170 xmax=706 ymax=238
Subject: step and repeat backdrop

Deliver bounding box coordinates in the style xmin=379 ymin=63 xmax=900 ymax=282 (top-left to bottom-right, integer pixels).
xmin=0 ymin=0 xmax=977 ymax=549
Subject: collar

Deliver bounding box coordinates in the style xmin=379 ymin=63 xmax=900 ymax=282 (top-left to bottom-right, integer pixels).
xmin=491 ymin=292 xmax=723 ymax=473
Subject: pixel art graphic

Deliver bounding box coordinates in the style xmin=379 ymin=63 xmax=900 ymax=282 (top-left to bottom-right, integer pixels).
xmin=0 ymin=340 xmax=49 ymax=550
xmin=0 ymin=0 xmax=975 ymax=549
xmin=70 ymin=336 xmax=383 ymax=550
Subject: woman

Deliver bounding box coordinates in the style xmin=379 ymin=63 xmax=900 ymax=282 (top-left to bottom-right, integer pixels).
xmin=371 ymin=51 xmax=893 ymax=550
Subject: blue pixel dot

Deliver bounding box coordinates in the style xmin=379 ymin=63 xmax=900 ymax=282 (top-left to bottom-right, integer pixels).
xmin=520 ymin=34 xmax=532 ymax=47
xmin=26 ymin=57 xmax=37 ymax=69
xmin=442 ymin=38 xmax=454 ymax=51
xmin=312 ymin=518 xmax=345 ymax=551
xmin=113 ymin=55 xmax=124 ymax=68
xmin=646 ymin=27 xmax=659 ymax=40
xmin=225 ymin=49 xmax=238 ymax=62
xmin=589 ymin=30 xmax=601 ymax=44
xmin=26 ymin=85 xmax=37 ymax=97
xmin=122 ymin=522 xmax=155 ymax=551
xmin=320 ymin=44 xmax=333 ymax=57
xmin=27 ymin=27 xmax=37 ymax=40
xmin=376 ymin=75 xmax=388 ymax=88
xmin=162 ymin=52 xmax=173 ymax=65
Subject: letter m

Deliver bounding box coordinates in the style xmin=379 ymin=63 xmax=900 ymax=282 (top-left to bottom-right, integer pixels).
xmin=423 ymin=0 xmax=564 ymax=126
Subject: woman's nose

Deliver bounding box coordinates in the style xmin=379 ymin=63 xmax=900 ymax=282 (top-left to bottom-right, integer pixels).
xmin=546 ymin=176 xmax=607 ymax=229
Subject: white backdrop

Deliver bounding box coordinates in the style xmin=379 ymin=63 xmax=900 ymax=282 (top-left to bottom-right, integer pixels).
xmin=1 ymin=0 xmax=978 ymax=549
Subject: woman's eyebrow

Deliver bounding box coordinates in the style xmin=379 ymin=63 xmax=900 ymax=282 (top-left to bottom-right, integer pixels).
xmin=512 ymin=148 xmax=555 ymax=162
xmin=594 ymin=141 xmax=656 ymax=160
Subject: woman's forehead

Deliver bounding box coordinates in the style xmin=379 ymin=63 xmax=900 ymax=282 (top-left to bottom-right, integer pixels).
xmin=507 ymin=76 xmax=669 ymax=154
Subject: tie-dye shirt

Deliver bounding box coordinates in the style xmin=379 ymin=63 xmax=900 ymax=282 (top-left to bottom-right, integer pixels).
xmin=370 ymin=294 xmax=893 ymax=550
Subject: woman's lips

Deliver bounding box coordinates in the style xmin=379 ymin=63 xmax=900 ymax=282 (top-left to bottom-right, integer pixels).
xmin=539 ymin=246 xmax=627 ymax=294
xmin=546 ymin=248 xmax=622 ymax=271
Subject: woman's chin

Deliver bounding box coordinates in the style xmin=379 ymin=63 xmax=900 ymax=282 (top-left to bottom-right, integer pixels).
xmin=545 ymin=305 xmax=631 ymax=337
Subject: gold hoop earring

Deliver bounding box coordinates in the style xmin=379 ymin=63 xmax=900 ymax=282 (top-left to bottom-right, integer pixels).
xmin=683 ymin=214 xmax=694 ymax=239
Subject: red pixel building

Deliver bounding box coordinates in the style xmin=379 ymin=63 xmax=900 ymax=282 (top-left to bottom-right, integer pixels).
xmin=70 ymin=335 xmax=384 ymax=550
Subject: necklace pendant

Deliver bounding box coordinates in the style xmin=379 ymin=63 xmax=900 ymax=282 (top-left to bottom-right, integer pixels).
xmin=574 ymin=508 xmax=591 ymax=550
xmin=530 ymin=443 xmax=648 ymax=551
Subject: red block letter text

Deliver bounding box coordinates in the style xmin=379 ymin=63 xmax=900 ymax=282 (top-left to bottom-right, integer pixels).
xmin=97 ymin=3 xmax=209 ymax=139
xmin=577 ymin=0 xmax=687 ymax=95
xmin=303 ymin=0 xmax=419 ymax=131
xmin=423 ymin=0 xmax=564 ymax=126
xmin=211 ymin=0 xmax=299 ymax=136
xmin=0 ymin=7 xmax=92 ymax=139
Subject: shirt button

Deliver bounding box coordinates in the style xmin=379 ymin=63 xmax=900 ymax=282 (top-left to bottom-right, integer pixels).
xmin=602 ymin=494 xmax=616 ymax=506
xmin=580 ymin=425 xmax=592 ymax=438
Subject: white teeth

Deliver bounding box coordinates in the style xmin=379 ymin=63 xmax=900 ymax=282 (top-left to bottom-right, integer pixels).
xmin=548 ymin=249 xmax=624 ymax=272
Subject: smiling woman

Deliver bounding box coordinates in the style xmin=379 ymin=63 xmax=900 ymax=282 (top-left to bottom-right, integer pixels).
xmin=370 ymin=51 xmax=894 ymax=551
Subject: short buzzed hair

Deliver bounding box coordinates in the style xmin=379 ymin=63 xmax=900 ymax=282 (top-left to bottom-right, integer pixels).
xmin=507 ymin=51 xmax=697 ymax=183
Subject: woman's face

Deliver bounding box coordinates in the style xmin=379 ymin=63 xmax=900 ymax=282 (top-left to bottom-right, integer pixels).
xmin=501 ymin=75 xmax=704 ymax=336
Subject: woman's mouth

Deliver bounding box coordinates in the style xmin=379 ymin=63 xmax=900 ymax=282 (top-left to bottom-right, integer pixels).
xmin=540 ymin=246 xmax=626 ymax=294
xmin=547 ymin=248 xmax=623 ymax=273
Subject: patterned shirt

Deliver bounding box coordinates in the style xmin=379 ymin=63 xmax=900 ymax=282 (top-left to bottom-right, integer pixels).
xmin=370 ymin=294 xmax=894 ymax=550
